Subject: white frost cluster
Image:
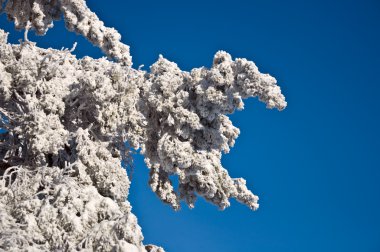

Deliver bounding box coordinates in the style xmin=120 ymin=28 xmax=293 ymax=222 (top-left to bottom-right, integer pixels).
xmin=142 ymin=53 xmax=285 ymax=210
xmin=1 ymin=0 xmax=132 ymax=66
xmin=0 ymin=0 xmax=286 ymax=251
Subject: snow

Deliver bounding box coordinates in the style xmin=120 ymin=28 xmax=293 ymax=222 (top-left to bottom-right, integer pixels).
xmin=0 ymin=0 xmax=286 ymax=251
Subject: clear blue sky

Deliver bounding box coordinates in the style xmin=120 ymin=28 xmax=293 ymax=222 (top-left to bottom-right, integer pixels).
xmin=1 ymin=0 xmax=380 ymax=251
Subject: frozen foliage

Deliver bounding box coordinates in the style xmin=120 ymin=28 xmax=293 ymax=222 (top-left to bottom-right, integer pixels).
xmin=0 ymin=0 xmax=286 ymax=251
xmin=142 ymin=53 xmax=285 ymax=210
xmin=1 ymin=0 xmax=131 ymax=65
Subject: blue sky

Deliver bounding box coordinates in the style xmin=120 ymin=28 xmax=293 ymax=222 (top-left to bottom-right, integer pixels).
xmin=1 ymin=0 xmax=380 ymax=251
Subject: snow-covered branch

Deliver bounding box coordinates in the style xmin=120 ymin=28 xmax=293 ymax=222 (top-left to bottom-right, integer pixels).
xmin=0 ymin=1 xmax=286 ymax=251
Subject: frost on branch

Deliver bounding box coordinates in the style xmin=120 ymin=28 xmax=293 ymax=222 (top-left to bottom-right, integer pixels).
xmin=0 ymin=30 xmax=158 ymax=251
xmin=1 ymin=0 xmax=132 ymax=66
xmin=142 ymin=52 xmax=285 ymax=210
xmin=0 ymin=0 xmax=286 ymax=251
